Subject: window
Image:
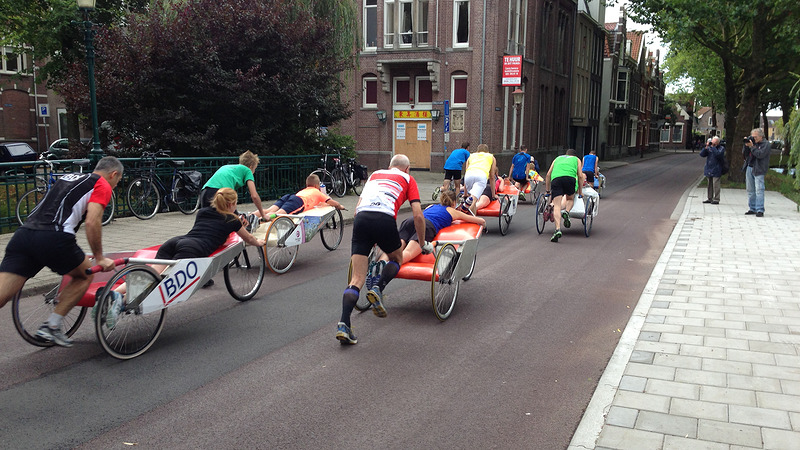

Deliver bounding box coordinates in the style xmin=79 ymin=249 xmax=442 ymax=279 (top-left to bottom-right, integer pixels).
xmin=364 ymin=0 xmax=377 ymax=50
xmin=394 ymin=77 xmax=410 ymax=104
xmin=660 ymin=126 xmax=670 ymax=143
xmin=708 ymin=116 xmax=713 ymax=127
xmin=616 ymin=71 xmax=628 ymax=103
xmin=416 ymin=77 xmax=432 ymax=104
xmin=540 ymin=2 xmax=552 ymax=68
xmin=400 ymin=0 xmax=413 ymax=46
xmin=417 ymin=0 xmax=429 ymax=46
xmin=363 ymin=76 xmax=378 ymax=108
xmin=671 ymin=124 xmax=683 ymax=143
xmin=507 ymin=0 xmax=526 ymax=54
xmin=1 ymin=47 xmax=25 ymax=73
xmin=451 ymin=75 xmax=468 ymax=107
xmin=384 ymin=0 xmax=395 ymax=47
xmin=454 ymin=0 xmax=469 ymax=47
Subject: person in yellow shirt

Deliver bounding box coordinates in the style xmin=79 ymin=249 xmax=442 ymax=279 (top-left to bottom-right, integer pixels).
xmin=258 ymin=173 xmax=344 ymax=218
xmin=461 ymin=144 xmax=497 ymax=214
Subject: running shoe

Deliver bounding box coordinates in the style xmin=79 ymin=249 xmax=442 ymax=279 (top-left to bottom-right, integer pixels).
xmin=246 ymin=213 xmax=260 ymax=233
xmin=106 ymin=291 xmax=124 ymax=329
xmin=519 ymin=193 xmax=526 ymax=202
xmin=336 ymin=322 xmax=357 ymax=344
xmin=35 ymin=323 xmax=74 ymax=347
xmin=562 ymin=211 xmax=571 ymax=228
xmin=366 ymin=286 xmax=387 ymax=318
xmin=550 ymin=229 xmax=562 ymax=243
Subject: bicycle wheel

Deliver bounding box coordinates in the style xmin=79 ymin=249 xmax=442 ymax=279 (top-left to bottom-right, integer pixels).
xmin=431 ymin=243 xmax=459 ymax=321
xmin=535 ymin=194 xmax=547 ymax=235
xmin=584 ymin=198 xmax=595 ymax=237
xmin=15 ymin=187 xmax=47 ymax=226
xmin=499 ymin=195 xmax=512 ymax=236
xmin=312 ymin=170 xmax=334 ymax=194
xmin=265 ymin=217 xmax=298 ymax=274
xmin=173 ymin=178 xmax=200 ymax=215
xmin=11 ymin=285 xmax=87 ymax=347
xmin=224 ymin=245 xmax=266 ymax=301
xmin=331 ymin=169 xmax=347 ymax=198
xmin=351 ymin=177 xmax=363 ymax=195
xmin=320 ymin=209 xmax=344 ymax=250
xmin=462 ymin=250 xmax=478 ymax=281
xmin=95 ymin=265 xmax=166 ymax=360
xmin=102 ymin=194 xmax=116 ymax=226
xmin=126 ymin=177 xmax=160 ymax=220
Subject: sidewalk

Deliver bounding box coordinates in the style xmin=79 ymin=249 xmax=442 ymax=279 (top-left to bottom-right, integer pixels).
xmin=570 ymin=187 xmax=800 ymax=449
xmin=0 ymin=151 xmax=652 ymax=297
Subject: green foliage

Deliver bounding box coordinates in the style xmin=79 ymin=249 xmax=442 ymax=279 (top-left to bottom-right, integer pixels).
xmin=318 ymin=129 xmax=357 ymax=158
xmin=786 ymin=108 xmax=800 ymax=190
xmin=53 ymin=0 xmax=358 ymax=157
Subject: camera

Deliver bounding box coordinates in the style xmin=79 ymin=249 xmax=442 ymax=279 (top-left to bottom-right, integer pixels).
xmin=743 ymin=136 xmax=755 ymax=144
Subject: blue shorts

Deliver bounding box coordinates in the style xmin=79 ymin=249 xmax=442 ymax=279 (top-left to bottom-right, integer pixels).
xmin=274 ymin=194 xmax=304 ymax=214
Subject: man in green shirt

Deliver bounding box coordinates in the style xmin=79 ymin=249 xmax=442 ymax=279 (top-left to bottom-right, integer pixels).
xmin=544 ymin=149 xmax=585 ymax=243
xmin=200 ymin=150 xmax=268 ymax=220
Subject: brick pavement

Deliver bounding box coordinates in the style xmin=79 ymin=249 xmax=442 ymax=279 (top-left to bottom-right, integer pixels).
xmin=570 ymin=187 xmax=800 ymax=449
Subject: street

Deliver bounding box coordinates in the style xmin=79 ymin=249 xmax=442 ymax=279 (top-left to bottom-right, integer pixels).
xmin=1 ymin=153 xmax=702 ymax=449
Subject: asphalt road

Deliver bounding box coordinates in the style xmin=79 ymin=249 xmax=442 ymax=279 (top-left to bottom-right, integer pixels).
xmin=0 ymin=152 xmax=702 ymax=449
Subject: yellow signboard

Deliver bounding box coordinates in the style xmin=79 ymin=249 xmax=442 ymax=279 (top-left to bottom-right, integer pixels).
xmin=393 ymin=110 xmax=432 ymax=119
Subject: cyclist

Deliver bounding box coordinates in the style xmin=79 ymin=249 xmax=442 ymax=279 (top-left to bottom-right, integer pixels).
xmin=0 ymin=156 xmax=124 ymax=347
xmin=461 ymin=144 xmax=497 ymax=214
xmin=441 ymin=142 xmax=471 ymax=195
xmin=336 ymin=154 xmax=428 ymax=345
xmin=545 ymin=149 xmax=586 ymax=243
xmin=199 ymin=150 xmax=268 ymax=223
xmin=256 ymin=173 xmax=345 ymax=219
xmin=103 ymin=188 xmax=266 ymax=327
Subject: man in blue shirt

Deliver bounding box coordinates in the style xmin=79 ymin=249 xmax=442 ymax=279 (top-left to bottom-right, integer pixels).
xmin=582 ymin=149 xmax=599 ymax=185
xmin=508 ymin=145 xmax=533 ymax=200
xmin=441 ymin=142 xmax=471 ymax=196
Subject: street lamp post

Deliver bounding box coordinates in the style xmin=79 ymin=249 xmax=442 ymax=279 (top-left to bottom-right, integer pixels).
xmin=77 ymin=0 xmax=103 ymax=165
xmin=510 ymin=87 xmax=524 ymax=151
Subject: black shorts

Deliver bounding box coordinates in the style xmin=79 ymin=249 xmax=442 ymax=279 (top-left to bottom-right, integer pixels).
xmin=443 ymin=169 xmax=462 ymax=181
xmin=0 ymin=228 xmax=85 ymax=278
xmin=583 ymin=171 xmax=595 ymax=183
xmin=351 ymin=211 xmax=402 ymax=256
xmin=398 ymin=218 xmax=437 ymax=244
xmin=482 ymin=183 xmax=494 ymax=199
xmin=199 ymin=187 xmax=218 ymax=208
xmin=156 ymin=236 xmax=210 ymax=260
xmin=274 ymin=194 xmax=304 ymax=214
xmin=551 ymin=176 xmax=577 ymax=197
xmin=512 ymin=177 xmax=527 ymax=185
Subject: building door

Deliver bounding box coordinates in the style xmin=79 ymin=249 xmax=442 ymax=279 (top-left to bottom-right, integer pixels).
xmin=393 ymin=119 xmax=431 ymax=169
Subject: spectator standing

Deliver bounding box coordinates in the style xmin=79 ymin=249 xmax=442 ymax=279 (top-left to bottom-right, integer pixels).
xmin=743 ymin=128 xmax=770 ymax=217
xmin=700 ymin=136 xmax=725 ymax=204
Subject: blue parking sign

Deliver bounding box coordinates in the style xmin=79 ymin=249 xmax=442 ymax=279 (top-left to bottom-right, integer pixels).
xmin=444 ymin=100 xmax=450 ymax=133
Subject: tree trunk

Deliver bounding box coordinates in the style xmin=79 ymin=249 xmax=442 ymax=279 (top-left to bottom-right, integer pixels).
xmin=66 ymin=104 xmax=84 ymax=158
xmin=729 ymin=85 xmax=760 ymax=183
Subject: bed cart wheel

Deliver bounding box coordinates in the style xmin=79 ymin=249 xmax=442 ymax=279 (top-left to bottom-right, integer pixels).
xmin=331 ymin=169 xmax=347 ymax=198
xmin=102 ymin=194 xmax=116 ymax=226
xmin=95 ymin=265 xmax=166 ymax=360
xmin=431 ymin=243 xmax=459 ymax=321
xmin=535 ymin=194 xmax=547 ymax=235
xmin=462 ymin=250 xmax=477 ymax=281
xmin=16 ymin=187 xmax=47 ymax=226
xmin=320 ymin=209 xmax=344 ymax=251
xmin=584 ymin=198 xmax=595 ymax=237
xmin=126 ymin=177 xmax=160 ymax=220
xmin=265 ymin=217 xmax=298 ymax=274
xmin=224 ymin=245 xmax=266 ymax=301
xmin=174 ymin=178 xmax=200 ymax=215
xmin=12 ymin=285 xmax=87 ymax=347
xmin=499 ymin=195 xmax=512 ymax=236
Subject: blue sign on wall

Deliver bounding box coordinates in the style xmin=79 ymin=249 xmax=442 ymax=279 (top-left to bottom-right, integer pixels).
xmin=444 ymin=100 xmax=450 ymax=133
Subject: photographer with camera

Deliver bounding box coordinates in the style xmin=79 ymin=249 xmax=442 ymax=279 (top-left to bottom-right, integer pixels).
xmin=700 ymin=136 xmax=725 ymax=204
xmin=742 ymin=128 xmax=770 ymax=217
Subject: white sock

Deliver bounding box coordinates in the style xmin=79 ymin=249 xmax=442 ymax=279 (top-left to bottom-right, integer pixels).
xmin=47 ymin=313 xmax=63 ymax=329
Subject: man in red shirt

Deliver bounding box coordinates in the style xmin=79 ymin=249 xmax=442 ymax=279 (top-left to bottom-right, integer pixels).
xmin=336 ymin=154 xmax=428 ymax=344
xmin=0 ymin=156 xmax=123 ymax=347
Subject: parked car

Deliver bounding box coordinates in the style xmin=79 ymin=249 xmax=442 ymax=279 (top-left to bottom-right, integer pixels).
xmin=46 ymin=138 xmax=92 ymax=159
xmin=0 ymin=142 xmax=37 ymax=163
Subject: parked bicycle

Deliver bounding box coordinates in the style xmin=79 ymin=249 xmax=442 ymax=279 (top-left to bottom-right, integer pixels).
xmin=125 ymin=149 xmax=201 ymax=220
xmin=311 ymin=148 xmax=367 ymax=198
xmin=16 ymin=154 xmax=115 ymax=226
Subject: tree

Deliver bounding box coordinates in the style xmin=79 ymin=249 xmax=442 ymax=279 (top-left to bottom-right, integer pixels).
xmin=627 ymin=0 xmax=800 ymax=181
xmin=55 ymin=0 xmax=358 ymax=157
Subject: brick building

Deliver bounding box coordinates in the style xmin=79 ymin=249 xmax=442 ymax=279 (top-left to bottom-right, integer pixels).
xmin=339 ymin=0 xmax=577 ymax=172
xmin=1 ymin=46 xmax=65 ymax=154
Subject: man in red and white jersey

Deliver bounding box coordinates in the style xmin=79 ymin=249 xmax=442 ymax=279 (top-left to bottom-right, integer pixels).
xmin=0 ymin=156 xmax=123 ymax=347
xmin=336 ymin=154 xmax=428 ymax=344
